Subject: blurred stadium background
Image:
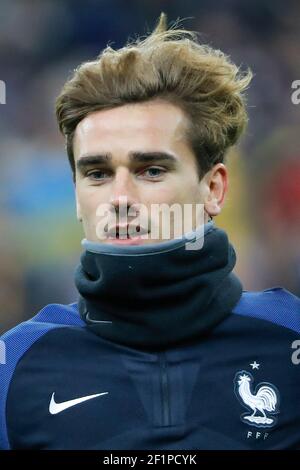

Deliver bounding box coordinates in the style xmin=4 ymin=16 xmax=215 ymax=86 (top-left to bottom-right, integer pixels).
xmin=0 ymin=0 xmax=299 ymax=334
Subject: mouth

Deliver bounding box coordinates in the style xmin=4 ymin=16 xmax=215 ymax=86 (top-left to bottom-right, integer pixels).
xmin=106 ymin=224 xmax=149 ymax=244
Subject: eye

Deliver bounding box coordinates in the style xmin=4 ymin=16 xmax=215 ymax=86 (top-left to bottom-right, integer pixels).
xmin=86 ymin=170 xmax=111 ymax=180
xmin=139 ymin=167 xmax=166 ymax=179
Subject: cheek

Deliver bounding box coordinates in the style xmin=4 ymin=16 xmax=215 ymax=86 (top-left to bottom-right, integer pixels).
xmin=141 ymin=178 xmax=193 ymax=206
xmin=76 ymin=188 xmax=108 ymax=241
xmin=168 ymin=182 xmax=204 ymax=205
xmin=143 ymin=186 xmax=176 ymax=205
xmin=191 ymin=183 xmax=205 ymax=203
xmin=76 ymin=186 xmax=102 ymax=216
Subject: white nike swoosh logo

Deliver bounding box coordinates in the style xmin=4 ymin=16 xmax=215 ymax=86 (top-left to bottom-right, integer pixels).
xmin=49 ymin=391 xmax=109 ymax=415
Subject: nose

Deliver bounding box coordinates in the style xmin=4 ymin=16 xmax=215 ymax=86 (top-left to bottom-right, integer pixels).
xmin=109 ymin=167 xmax=139 ymax=217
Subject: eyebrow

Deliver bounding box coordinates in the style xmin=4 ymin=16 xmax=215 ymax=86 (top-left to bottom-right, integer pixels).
xmin=76 ymin=152 xmax=179 ymax=171
xmin=76 ymin=154 xmax=111 ymax=171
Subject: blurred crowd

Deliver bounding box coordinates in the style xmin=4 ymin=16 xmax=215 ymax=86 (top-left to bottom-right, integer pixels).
xmin=0 ymin=0 xmax=299 ymax=333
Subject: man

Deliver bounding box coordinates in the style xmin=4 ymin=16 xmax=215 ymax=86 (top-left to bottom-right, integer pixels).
xmin=1 ymin=14 xmax=300 ymax=450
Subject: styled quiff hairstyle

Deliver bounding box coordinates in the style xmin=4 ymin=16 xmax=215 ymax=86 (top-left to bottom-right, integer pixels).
xmin=55 ymin=13 xmax=252 ymax=179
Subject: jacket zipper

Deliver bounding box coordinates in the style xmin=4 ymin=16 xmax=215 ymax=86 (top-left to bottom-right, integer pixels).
xmin=159 ymin=352 xmax=171 ymax=426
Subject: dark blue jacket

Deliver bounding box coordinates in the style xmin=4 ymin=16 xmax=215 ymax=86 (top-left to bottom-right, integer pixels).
xmin=1 ymin=287 xmax=300 ymax=450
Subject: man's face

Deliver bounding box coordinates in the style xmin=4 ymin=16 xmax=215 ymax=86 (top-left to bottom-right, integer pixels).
xmin=73 ymin=99 xmax=224 ymax=245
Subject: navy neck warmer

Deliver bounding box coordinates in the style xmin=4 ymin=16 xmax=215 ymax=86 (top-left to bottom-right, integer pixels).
xmin=75 ymin=221 xmax=242 ymax=351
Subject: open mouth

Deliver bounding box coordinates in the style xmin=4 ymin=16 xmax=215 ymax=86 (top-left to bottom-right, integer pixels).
xmin=107 ymin=225 xmax=149 ymax=240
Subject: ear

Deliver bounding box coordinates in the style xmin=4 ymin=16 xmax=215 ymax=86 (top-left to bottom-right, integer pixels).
xmin=203 ymin=163 xmax=228 ymax=217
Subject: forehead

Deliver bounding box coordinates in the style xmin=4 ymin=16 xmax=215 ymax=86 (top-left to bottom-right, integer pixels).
xmin=73 ymin=100 xmax=190 ymax=159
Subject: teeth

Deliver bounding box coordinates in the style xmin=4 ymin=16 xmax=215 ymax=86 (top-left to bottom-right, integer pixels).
xmin=108 ymin=225 xmax=148 ymax=238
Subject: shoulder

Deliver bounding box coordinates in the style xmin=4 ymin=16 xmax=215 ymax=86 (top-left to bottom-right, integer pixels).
xmin=0 ymin=302 xmax=84 ymax=450
xmin=0 ymin=302 xmax=83 ymax=354
xmin=233 ymin=287 xmax=300 ymax=334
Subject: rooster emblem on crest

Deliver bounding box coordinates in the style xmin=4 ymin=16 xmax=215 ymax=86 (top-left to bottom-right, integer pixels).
xmin=234 ymin=370 xmax=280 ymax=428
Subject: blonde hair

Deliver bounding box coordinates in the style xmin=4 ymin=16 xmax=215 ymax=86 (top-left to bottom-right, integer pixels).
xmin=55 ymin=13 xmax=252 ymax=177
